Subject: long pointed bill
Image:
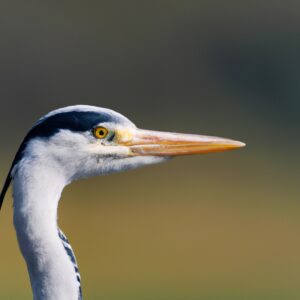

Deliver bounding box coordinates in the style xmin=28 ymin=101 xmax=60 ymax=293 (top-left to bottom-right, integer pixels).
xmin=117 ymin=128 xmax=245 ymax=156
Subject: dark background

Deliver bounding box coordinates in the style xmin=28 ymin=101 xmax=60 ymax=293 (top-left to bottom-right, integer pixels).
xmin=0 ymin=1 xmax=299 ymax=299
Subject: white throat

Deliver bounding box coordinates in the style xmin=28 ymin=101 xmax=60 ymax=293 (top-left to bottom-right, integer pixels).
xmin=12 ymin=158 xmax=81 ymax=300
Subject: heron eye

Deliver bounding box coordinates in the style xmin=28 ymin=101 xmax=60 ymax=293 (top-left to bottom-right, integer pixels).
xmin=93 ymin=127 xmax=109 ymax=139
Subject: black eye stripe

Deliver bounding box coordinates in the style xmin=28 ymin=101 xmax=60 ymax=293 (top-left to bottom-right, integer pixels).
xmin=0 ymin=108 xmax=130 ymax=211
xmin=13 ymin=111 xmax=114 ymax=167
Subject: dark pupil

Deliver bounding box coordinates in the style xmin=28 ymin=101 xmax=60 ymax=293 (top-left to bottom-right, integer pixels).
xmin=99 ymin=130 xmax=104 ymax=136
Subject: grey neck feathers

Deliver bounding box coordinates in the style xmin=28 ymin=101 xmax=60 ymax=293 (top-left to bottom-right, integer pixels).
xmin=12 ymin=161 xmax=82 ymax=300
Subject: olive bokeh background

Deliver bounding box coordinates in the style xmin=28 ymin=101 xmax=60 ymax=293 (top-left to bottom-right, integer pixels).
xmin=0 ymin=1 xmax=299 ymax=299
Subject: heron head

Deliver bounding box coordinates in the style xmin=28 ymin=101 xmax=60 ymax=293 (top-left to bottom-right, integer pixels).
xmin=11 ymin=105 xmax=245 ymax=183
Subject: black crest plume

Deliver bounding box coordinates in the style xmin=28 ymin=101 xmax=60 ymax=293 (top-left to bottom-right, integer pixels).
xmin=0 ymin=110 xmax=115 ymax=210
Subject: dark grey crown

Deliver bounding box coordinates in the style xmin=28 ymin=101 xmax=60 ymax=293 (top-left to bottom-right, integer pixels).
xmin=0 ymin=109 xmax=127 ymax=210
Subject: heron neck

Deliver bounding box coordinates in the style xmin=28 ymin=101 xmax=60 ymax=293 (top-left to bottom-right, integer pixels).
xmin=12 ymin=161 xmax=80 ymax=300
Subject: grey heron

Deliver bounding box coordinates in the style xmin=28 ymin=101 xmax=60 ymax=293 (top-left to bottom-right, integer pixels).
xmin=0 ymin=105 xmax=245 ymax=300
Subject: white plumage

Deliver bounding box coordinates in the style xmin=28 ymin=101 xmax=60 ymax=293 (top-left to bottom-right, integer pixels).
xmin=0 ymin=105 xmax=245 ymax=300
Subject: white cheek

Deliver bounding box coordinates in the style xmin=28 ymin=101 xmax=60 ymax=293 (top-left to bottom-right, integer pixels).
xmin=97 ymin=156 xmax=170 ymax=175
xmin=17 ymin=132 xmax=169 ymax=183
xmin=87 ymin=143 xmax=131 ymax=157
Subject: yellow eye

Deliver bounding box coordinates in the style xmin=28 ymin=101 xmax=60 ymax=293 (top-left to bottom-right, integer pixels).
xmin=93 ymin=127 xmax=109 ymax=139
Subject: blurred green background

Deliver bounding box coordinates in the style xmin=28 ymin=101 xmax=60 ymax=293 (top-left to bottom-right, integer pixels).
xmin=0 ymin=1 xmax=299 ymax=299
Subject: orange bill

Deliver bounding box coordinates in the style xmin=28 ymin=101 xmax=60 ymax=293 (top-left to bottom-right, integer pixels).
xmin=118 ymin=128 xmax=245 ymax=156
